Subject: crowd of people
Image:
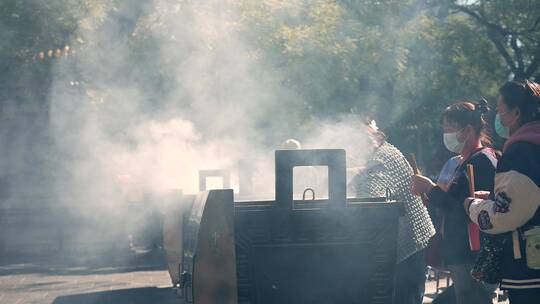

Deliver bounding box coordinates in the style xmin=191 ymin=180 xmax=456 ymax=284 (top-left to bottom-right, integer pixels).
xmin=348 ymin=79 xmax=540 ymax=304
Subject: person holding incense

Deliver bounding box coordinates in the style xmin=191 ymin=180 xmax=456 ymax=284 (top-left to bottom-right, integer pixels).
xmin=411 ymin=100 xmax=498 ymax=304
xmin=349 ymin=120 xmax=435 ymax=304
xmin=464 ymin=79 xmax=540 ymax=304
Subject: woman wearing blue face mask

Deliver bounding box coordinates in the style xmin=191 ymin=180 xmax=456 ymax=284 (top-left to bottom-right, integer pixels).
xmin=464 ymin=80 xmax=540 ymax=304
xmin=412 ymin=100 xmax=498 ymax=304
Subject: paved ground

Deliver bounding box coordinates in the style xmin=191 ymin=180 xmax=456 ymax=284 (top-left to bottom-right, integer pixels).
xmin=0 ymin=269 xmax=176 ymax=304
xmin=0 ymin=249 xmax=181 ymax=304
xmin=0 ymin=251 xmax=507 ymax=304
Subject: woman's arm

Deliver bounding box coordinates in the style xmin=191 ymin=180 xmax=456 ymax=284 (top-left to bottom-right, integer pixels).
xmin=432 ymin=153 xmax=495 ymax=211
xmin=468 ymin=171 xmax=540 ymax=234
xmin=467 ymin=143 xmax=540 ymax=234
xmin=427 ymin=185 xmax=455 ymax=210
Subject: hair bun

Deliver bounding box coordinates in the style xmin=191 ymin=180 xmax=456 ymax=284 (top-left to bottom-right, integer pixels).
xmin=476 ymin=97 xmax=490 ymax=114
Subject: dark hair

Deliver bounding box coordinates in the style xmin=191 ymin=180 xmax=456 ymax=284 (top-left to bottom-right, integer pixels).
xmin=499 ymin=79 xmax=540 ymax=126
xmin=442 ymin=99 xmax=493 ymax=147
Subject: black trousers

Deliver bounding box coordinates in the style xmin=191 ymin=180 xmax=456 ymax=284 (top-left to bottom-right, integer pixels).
xmin=508 ymin=288 xmax=540 ymax=304
xmin=394 ymin=250 xmax=427 ymax=304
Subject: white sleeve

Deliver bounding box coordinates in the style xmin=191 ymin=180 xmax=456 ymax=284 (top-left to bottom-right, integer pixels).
xmin=468 ymin=170 xmax=540 ymax=234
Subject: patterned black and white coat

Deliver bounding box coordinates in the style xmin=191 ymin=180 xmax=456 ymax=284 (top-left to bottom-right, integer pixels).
xmin=349 ymin=142 xmax=435 ymax=263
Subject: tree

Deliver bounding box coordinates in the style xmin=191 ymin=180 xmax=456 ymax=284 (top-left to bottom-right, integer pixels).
xmin=0 ymin=0 xmax=117 ymax=103
xmin=440 ymin=0 xmax=540 ymax=80
xmin=2 ymin=0 xmax=538 ymax=167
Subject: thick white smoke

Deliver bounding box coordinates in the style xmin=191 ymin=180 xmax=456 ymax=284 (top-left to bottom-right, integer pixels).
xmin=48 ymin=1 xmax=286 ymax=206
xmin=42 ymin=0 xmax=376 ymax=254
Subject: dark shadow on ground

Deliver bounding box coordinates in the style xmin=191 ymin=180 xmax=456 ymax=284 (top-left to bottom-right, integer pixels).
xmin=0 ymin=263 xmax=164 ymax=276
xmin=0 ymin=248 xmax=166 ymax=276
xmin=52 ymin=287 xmax=182 ymax=304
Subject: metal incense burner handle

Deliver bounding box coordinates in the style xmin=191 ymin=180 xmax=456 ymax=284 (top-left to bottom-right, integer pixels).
xmin=302 ymin=188 xmax=316 ymax=201
xmin=198 ymin=169 xmax=230 ymax=192
xmin=385 ymin=188 xmax=393 ymax=202
xmin=179 ymin=269 xmax=193 ymax=303
xmin=275 ymin=149 xmax=346 ymax=209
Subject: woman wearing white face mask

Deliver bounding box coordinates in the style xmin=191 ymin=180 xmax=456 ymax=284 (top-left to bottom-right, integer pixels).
xmin=464 ymin=80 xmax=540 ymax=304
xmin=411 ymin=101 xmax=498 ymax=304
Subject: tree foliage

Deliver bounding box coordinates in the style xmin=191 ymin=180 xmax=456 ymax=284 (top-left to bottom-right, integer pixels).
xmin=441 ymin=0 xmax=540 ymax=79
xmin=1 ymin=0 xmax=539 ymax=166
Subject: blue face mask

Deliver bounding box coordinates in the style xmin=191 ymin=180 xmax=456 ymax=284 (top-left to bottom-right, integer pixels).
xmin=495 ymin=113 xmax=510 ymax=139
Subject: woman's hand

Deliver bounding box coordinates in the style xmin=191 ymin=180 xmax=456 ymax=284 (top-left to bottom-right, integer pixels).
xmin=464 ymin=191 xmax=491 ymax=215
xmin=411 ymin=174 xmax=436 ymax=196
xmin=473 ymin=191 xmax=490 ymax=199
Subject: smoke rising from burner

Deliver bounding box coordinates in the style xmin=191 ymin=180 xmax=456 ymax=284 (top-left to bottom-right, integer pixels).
xmin=2 ymin=0 xmax=375 ymax=257
xmin=49 ymin=1 xmax=285 ymax=201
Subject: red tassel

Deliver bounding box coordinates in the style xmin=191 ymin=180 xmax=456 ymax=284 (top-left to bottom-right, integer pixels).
xmin=468 ymin=222 xmax=481 ymax=251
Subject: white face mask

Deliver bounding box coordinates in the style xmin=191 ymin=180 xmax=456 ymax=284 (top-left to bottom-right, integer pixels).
xmin=443 ymin=131 xmax=465 ymax=154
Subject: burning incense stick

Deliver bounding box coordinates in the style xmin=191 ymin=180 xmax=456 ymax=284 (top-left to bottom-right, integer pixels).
xmin=409 ymin=153 xmax=428 ymax=205
xmin=466 ymin=164 xmax=480 ymax=251
xmin=466 ymin=164 xmax=475 ymax=196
